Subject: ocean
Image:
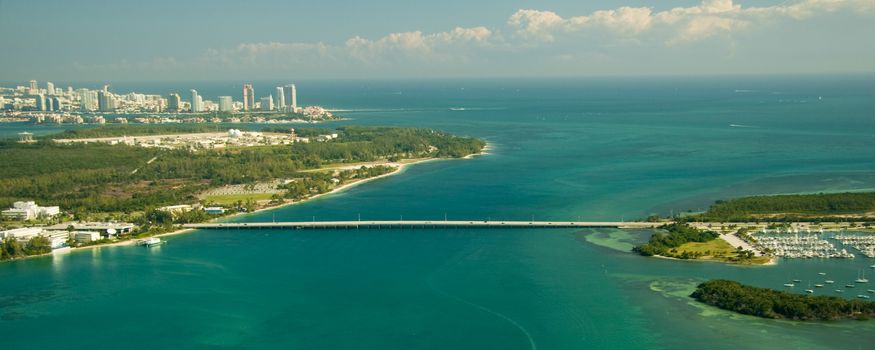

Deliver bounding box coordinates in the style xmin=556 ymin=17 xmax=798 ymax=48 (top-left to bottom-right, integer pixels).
xmin=1 ymin=76 xmax=874 ymax=349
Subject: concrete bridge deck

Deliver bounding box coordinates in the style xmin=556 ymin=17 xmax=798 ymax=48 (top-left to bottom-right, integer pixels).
xmin=182 ymin=220 xmax=660 ymax=230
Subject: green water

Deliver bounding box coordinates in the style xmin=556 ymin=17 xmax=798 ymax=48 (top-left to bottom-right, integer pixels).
xmin=2 ymin=76 xmax=875 ymax=349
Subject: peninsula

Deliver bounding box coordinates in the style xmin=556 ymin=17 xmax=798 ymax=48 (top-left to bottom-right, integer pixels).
xmin=0 ymin=125 xmax=486 ymax=261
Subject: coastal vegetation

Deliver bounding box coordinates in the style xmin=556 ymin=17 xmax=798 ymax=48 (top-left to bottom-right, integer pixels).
xmin=694 ymin=192 xmax=875 ymax=222
xmin=48 ymin=124 xmax=229 ymax=139
xmin=633 ymin=223 xmax=766 ymax=263
xmin=1 ymin=236 xmax=52 ymax=261
xmin=0 ymin=126 xmax=485 ymax=223
xmin=633 ymin=223 xmax=719 ymax=257
xmin=691 ymin=279 xmax=875 ymax=321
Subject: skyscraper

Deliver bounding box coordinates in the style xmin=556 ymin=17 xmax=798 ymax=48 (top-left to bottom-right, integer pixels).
xmin=242 ymin=83 xmax=254 ymax=111
xmin=29 ymin=80 xmax=37 ymax=92
xmin=190 ymin=89 xmax=202 ymax=112
xmin=46 ymin=82 xmax=55 ymax=95
xmin=35 ymin=94 xmax=46 ymax=111
xmin=98 ymin=90 xmax=116 ymax=112
xmin=168 ymin=93 xmax=181 ymax=112
xmin=260 ymin=96 xmax=274 ymax=111
xmin=218 ymin=96 xmax=233 ymax=112
xmin=51 ymin=96 xmax=62 ymax=111
xmin=275 ymin=86 xmax=285 ymax=112
xmin=289 ymin=84 xmax=297 ymax=113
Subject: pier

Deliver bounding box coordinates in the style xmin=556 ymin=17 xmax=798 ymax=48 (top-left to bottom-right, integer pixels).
xmin=182 ymin=220 xmax=660 ymax=230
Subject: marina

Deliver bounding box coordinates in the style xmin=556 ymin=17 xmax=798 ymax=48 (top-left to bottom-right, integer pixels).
xmin=752 ymin=229 xmax=855 ymax=259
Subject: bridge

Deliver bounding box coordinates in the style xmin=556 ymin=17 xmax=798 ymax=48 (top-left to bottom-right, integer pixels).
xmin=182 ymin=220 xmax=661 ymax=230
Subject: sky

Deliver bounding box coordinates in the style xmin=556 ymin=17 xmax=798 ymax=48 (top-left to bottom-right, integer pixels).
xmin=1 ymin=0 xmax=874 ymax=81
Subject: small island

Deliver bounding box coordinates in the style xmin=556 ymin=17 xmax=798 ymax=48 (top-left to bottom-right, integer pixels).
xmin=632 ymin=223 xmax=770 ymax=264
xmin=0 ymin=125 xmax=486 ymax=261
xmin=691 ymin=279 xmax=875 ymax=321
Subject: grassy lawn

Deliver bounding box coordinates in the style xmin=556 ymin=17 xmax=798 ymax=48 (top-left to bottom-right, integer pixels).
xmin=204 ymin=193 xmax=275 ymax=205
xmin=674 ymin=239 xmax=772 ymax=265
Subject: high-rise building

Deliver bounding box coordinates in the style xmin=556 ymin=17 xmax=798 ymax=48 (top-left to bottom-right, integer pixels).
xmin=168 ymin=93 xmax=181 ymax=111
xmin=51 ymin=97 xmax=62 ymax=111
xmin=260 ymin=96 xmax=274 ymax=111
xmin=275 ymin=86 xmax=285 ymax=112
xmin=242 ymin=83 xmax=254 ymax=111
xmin=45 ymin=97 xmax=54 ymax=111
xmin=29 ymin=80 xmax=38 ymax=92
xmin=98 ymin=90 xmax=115 ymax=112
xmin=289 ymin=84 xmax=297 ymax=112
xmin=190 ymin=89 xmax=202 ymax=112
xmin=46 ymin=82 xmax=55 ymax=96
xmin=35 ymin=94 xmax=46 ymax=111
xmin=218 ymin=96 xmax=233 ymax=112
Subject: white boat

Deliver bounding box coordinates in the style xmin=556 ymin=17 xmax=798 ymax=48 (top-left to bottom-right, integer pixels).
xmin=818 ymin=272 xmax=826 ymax=276
xmin=855 ymin=270 xmax=869 ymax=283
xmin=857 ymin=295 xmax=870 ymax=299
xmin=836 ymin=289 xmax=844 ymax=293
xmin=783 ymin=283 xmax=795 ymax=287
xmin=825 ymin=280 xmax=835 ymax=284
xmin=138 ymin=237 xmax=163 ymax=247
xmin=867 ymin=289 xmax=875 ymax=293
xmin=805 ymin=289 xmax=814 ymax=294
xmin=815 ymin=284 xmax=824 ymax=288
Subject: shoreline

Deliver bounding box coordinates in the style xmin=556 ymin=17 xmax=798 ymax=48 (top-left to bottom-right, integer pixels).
xmin=651 ymin=253 xmax=777 ymax=266
xmin=3 ymin=145 xmax=492 ymax=262
xmin=45 ymin=148 xmax=489 ymax=258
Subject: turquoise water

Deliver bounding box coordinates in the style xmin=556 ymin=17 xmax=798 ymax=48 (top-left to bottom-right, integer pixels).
xmin=2 ymin=76 xmax=875 ymax=349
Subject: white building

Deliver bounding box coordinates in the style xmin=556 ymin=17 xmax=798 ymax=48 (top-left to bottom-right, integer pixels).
xmin=72 ymin=231 xmax=101 ymax=243
xmin=260 ymin=95 xmax=274 ymax=111
xmin=158 ymin=204 xmax=193 ymax=214
xmin=218 ymin=96 xmax=233 ymax=112
xmin=190 ymin=89 xmax=203 ymax=112
xmin=289 ymin=84 xmax=297 ymax=112
xmin=2 ymin=201 xmax=61 ymax=220
xmin=275 ymin=86 xmax=285 ymax=112
xmin=0 ymin=227 xmax=43 ymax=240
xmin=203 ymin=207 xmax=226 ymax=214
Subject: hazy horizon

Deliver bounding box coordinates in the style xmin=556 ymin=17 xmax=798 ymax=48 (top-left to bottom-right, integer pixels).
xmin=2 ymin=0 xmax=874 ymax=81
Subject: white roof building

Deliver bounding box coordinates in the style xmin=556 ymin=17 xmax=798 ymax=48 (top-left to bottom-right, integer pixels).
xmin=0 ymin=227 xmax=43 ymax=240
xmin=1 ymin=201 xmax=60 ymax=220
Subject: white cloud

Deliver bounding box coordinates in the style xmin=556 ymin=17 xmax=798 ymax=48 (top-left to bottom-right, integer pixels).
xmin=185 ymin=0 xmax=871 ymax=75
xmin=508 ymin=0 xmax=872 ymax=44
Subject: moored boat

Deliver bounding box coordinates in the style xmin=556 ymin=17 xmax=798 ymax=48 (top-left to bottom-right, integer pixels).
xmin=138 ymin=237 xmax=163 ymax=247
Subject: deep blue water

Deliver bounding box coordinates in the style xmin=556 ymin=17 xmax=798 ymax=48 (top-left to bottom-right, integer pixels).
xmin=2 ymin=76 xmax=875 ymax=349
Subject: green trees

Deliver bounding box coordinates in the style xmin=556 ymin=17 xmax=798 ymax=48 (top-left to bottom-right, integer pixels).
xmin=24 ymin=236 xmax=52 ymax=255
xmin=1 ymin=238 xmax=24 ymax=260
xmin=691 ymin=279 xmax=875 ymax=320
xmin=0 ymin=236 xmax=51 ymax=260
xmin=0 ymin=126 xmax=485 ymax=217
xmin=633 ymin=223 xmax=719 ymax=256
xmin=695 ymin=192 xmax=875 ymax=222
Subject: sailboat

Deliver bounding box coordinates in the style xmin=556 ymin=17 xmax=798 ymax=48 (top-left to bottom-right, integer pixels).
xmin=855 ymin=269 xmax=869 ymax=283
xmin=805 ymin=283 xmax=814 ymax=294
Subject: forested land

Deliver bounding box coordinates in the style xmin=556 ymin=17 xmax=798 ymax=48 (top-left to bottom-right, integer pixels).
xmin=694 ymin=192 xmax=875 ymax=222
xmin=0 ymin=126 xmax=484 ymax=217
xmin=692 ymin=279 xmax=875 ymax=321
xmin=633 ymin=223 xmax=719 ymax=257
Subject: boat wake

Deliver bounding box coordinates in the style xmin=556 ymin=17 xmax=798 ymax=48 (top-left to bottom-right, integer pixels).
xmin=729 ymin=124 xmax=755 ymax=128
xmin=427 ymin=280 xmax=538 ymax=350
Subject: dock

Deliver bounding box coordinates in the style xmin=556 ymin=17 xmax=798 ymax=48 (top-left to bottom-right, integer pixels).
xmin=182 ymin=220 xmax=660 ymax=230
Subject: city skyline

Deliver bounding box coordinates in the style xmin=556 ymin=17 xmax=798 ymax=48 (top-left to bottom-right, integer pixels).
xmin=1 ymin=0 xmax=873 ymax=81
